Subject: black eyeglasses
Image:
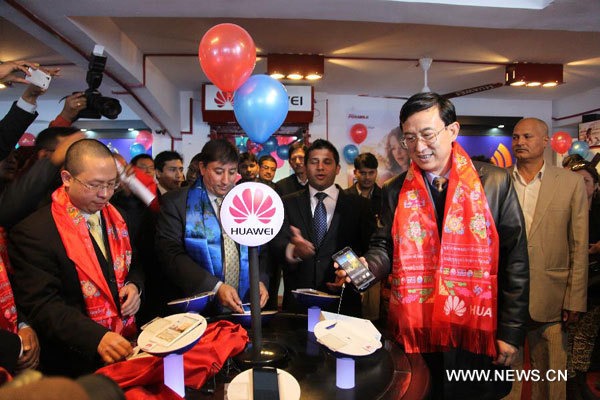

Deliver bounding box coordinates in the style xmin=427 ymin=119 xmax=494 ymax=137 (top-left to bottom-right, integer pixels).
xmin=400 ymin=125 xmax=447 ymax=149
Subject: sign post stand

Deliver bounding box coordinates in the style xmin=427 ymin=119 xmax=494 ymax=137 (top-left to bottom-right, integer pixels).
xmin=220 ymin=182 xmax=287 ymax=367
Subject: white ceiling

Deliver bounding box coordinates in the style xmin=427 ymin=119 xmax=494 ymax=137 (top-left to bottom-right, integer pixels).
xmin=1 ymin=0 xmax=599 ymax=132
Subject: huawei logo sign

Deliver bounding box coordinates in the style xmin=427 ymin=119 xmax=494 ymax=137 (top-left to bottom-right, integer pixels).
xmin=229 ymin=187 xmax=276 ymax=224
xmin=221 ymin=182 xmax=284 ymax=246
xmin=214 ymin=91 xmax=234 ymax=108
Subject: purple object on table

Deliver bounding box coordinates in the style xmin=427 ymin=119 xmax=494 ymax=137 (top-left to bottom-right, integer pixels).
xmin=336 ymin=357 xmax=355 ymax=389
xmin=164 ymin=353 xmax=185 ymax=397
xmin=307 ymin=306 xmax=320 ymax=332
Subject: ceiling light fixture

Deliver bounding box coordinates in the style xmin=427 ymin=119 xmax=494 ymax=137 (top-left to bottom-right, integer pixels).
xmin=0 ymin=83 xmax=6 ymax=90
xmin=498 ymin=125 xmax=505 ymax=128
xmin=505 ymin=63 xmax=563 ymax=88
xmin=268 ymin=54 xmax=324 ymax=82
xmin=128 ymin=128 xmax=135 ymax=131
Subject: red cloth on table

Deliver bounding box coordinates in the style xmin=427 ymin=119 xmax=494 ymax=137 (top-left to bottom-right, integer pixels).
xmin=96 ymin=320 xmax=248 ymax=400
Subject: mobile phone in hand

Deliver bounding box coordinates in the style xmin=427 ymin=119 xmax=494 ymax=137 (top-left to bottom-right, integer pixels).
xmin=25 ymin=68 xmax=51 ymax=90
xmin=332 ymin=246 xmax=375 ymax=292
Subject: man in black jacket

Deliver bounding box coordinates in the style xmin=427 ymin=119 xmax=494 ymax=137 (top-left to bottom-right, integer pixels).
xmin=270 ymin=139 xmax=375 ymax=316
xmin=275 ymin=141 xmax=307 ymax=196
xmin=337 ymin=93 xmax=529 ymax=399
xmin=9 ymin=139 xmax=143 ymax=377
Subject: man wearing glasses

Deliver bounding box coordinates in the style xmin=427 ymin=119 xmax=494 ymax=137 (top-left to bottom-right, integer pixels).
xmin=336 ymin=92 xmax=529 ymax=399
xmin=9 ymin=139 xmax=143 ymax=377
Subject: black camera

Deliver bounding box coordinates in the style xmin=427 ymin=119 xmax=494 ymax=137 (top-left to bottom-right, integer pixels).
xmin=77 ymin=46 xmax=121 ymax=120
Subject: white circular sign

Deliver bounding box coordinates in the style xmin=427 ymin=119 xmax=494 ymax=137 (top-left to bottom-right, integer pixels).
xmin=220 ymin=182 xmax=284 ymax=247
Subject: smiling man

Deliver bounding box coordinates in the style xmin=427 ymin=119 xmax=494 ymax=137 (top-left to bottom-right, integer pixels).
xmin=269 ymin=139 xmax=375 ymax=316
xmin=337 ymin=93 xmax=529 ymax=399
xmin=156 ymin=139 xmax=269 ymax=314
xmin=9 ymin=139 xmax=143 ymax=377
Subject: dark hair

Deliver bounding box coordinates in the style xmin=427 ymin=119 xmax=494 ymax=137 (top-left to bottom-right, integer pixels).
xmin=35 ymin=127 xmax=80 ymax=151
xmin=470 ymin=155 xmax=492 ymax=164
xmin=130 ymin=153 xmax=153 ymax=166
xmin=65 ymin=139 xmax=113 ymax=176
xmin=289 ymin=141 xmax=307 ymax=157
xmin=259 ymin=154 xmax=276 ymax=166
xmin=199 ymin=138 xmax=238 ymax=166
xmin=562 ymin=154 xmax=585 ymax=168
xmin=190 ymin=152 xmax=203 ymax=164
xmin=239 ymin=152 xmax=257 ymax=164
xmin=154 ymin=151 xmax=182 ymax=172
xmin=399 ymin=92 xmax=457 ymax=128
xmin=305 ymin=139 xmax=339 ymax=165
xmin=570 ymin=161 xmax=600 ymax=184
xmin=354 ymin=152 xmax=378 ymax=170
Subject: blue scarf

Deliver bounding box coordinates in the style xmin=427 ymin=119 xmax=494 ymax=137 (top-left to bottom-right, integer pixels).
xmin=184 ymin=178 xmax=250 ymax=302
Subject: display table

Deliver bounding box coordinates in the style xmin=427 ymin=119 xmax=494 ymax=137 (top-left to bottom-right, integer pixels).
xmin=185 ymin=313 xmax=430 ymax=400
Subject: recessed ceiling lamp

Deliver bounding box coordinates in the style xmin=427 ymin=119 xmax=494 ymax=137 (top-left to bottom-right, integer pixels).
xmin=505 ymin=63 xmax=563 ymax=88
xmin=0 ymin=83 xmax=6 ymax=90
xmin=268 ymin=54 xmax=324 ymax=82
xmin=498 ymin=125 xmax=505 ymax=128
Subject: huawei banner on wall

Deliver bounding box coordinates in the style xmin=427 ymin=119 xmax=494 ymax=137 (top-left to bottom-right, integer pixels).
xmin=202 ymin=84 xmax=314 ymax=124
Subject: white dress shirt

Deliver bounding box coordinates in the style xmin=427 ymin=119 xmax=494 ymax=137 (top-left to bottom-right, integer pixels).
xmin=16 ymin=97 xmax=37 ymax=114
xmin=512 ymin=163 xmax=545 ymax=235
xmin=286 ymin=184 xmax=339 ymax=263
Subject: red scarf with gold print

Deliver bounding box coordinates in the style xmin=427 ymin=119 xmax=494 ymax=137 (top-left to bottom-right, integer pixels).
xmin=51 ymin=186 xmax=136 ymax=338
xmin=0 ymin=228 xmax=17 ymax=334
xmin=389 ymin=143 xmax=499 ymax=357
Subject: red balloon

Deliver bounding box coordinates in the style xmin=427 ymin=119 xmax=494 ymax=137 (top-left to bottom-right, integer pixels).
xmin=18 ymin=133 xmax=35 ymax=147
xmin=135 ymin=130 xmax=154 ymax=150
xmin=350 ymin=123 xmax=368 ymax=144
xmin=550 ymin=131 xmax=572 ymax=154
xmin=198 ymin=24 xmax=256 ymax=93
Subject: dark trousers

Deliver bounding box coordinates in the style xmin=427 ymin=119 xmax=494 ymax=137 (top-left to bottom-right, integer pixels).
xmin=422 ymin=349 xmax=512 ymax=400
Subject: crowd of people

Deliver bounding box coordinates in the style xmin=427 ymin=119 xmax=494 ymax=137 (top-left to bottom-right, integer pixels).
xmin=0 ymin=61 xmax=597 ymax=400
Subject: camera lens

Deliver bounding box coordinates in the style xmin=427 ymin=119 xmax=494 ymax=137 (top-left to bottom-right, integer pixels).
xmin=98 ymin=97 xmax=122 ymax=120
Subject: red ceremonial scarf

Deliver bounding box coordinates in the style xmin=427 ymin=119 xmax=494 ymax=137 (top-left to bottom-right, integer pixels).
xmin=389 ymin=143 xmax=499 ymax=357
xmin=0 ymin=228 xmax=17 ymax=334
xmin=51 ymin=186 xmax=136 ymax=338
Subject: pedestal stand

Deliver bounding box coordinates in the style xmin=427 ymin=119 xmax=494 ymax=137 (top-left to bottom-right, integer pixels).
xmin=164 ymin=353 xmax=185 ymax=397
xmin=235 ymin=246 xmax=287 ymax=367
xmin=336 ymin=357 xmax=355 ymax=389
xmin=307 ymin=306 xmax=320 ymax=332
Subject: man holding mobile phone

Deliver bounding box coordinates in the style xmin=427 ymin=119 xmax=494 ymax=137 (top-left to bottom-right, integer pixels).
xmin=335 ymin=93 xmax=529 ymax=399
xmin=269 ymin=139 xmax=375 ymax=316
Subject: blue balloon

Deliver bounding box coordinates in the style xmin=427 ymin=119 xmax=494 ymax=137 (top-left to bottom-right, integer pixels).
xmin=343 ymin=144 xmax=359 ymax=164
xmin=568 ymin=140 xmax=590 ymax=158
xmin=276 ymin=145 xmax=290 ymax=160
xmin=263 ymin=136 xmax=278 ymax=153
xmin=233 ymin=75 xmax=289 ymax=144
xmin=257 ymin=149 xmax=271 ymax=159
xmin=129 ymin=142 xmax=145 ymax=159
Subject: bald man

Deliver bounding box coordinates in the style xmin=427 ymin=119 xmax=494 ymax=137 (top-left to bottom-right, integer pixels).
xmin=505 ymin=118 xmax=588 ymax=400
xmin=9 ymin=139 xmax=144 ymax=377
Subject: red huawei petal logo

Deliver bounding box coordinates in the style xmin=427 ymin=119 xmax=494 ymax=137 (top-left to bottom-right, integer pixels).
xmin=214 ymin=91 xmax=234 ymax=108
xmin=229 ymin=188 xmax=276 ymax=224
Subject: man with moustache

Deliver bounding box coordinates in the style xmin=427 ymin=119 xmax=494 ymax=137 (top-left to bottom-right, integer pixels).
xmin=275 ymin=141 xmax=308 ymax=196
xmin=505 ymin=118 xmax=588 ymax=400
xmin=9 ymin=139 xmax=143 ymax=376
xmin=270 ymin=139 xmax=374 ymax=316
xmin=156 ymin=139 xmax=269 ymax=313
xmin=336 ymin=93 xmax=529 ymax=399
xmin=237 ymin=152 xmax=259 ymax=185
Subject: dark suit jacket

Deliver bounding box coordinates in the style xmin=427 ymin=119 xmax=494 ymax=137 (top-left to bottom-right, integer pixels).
xmin=344 ymin=183 xmax=383 ymax=219
xmin=0 ymin=330 xmax=21 ymax=374
xmin=275 ymin=173 xmax=305 ymax=197
xmin=269 ymin=186 xmax=376 ymax=315
xmin=365 ymin=161 xmax=529 ymax=348
xmin=8 ymin=205 xmax=144 ymax=377
xmin=155 ymin=186 xmax=269 ymax=301
xmin=0 ymin=102 xmax=37 ymax=162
